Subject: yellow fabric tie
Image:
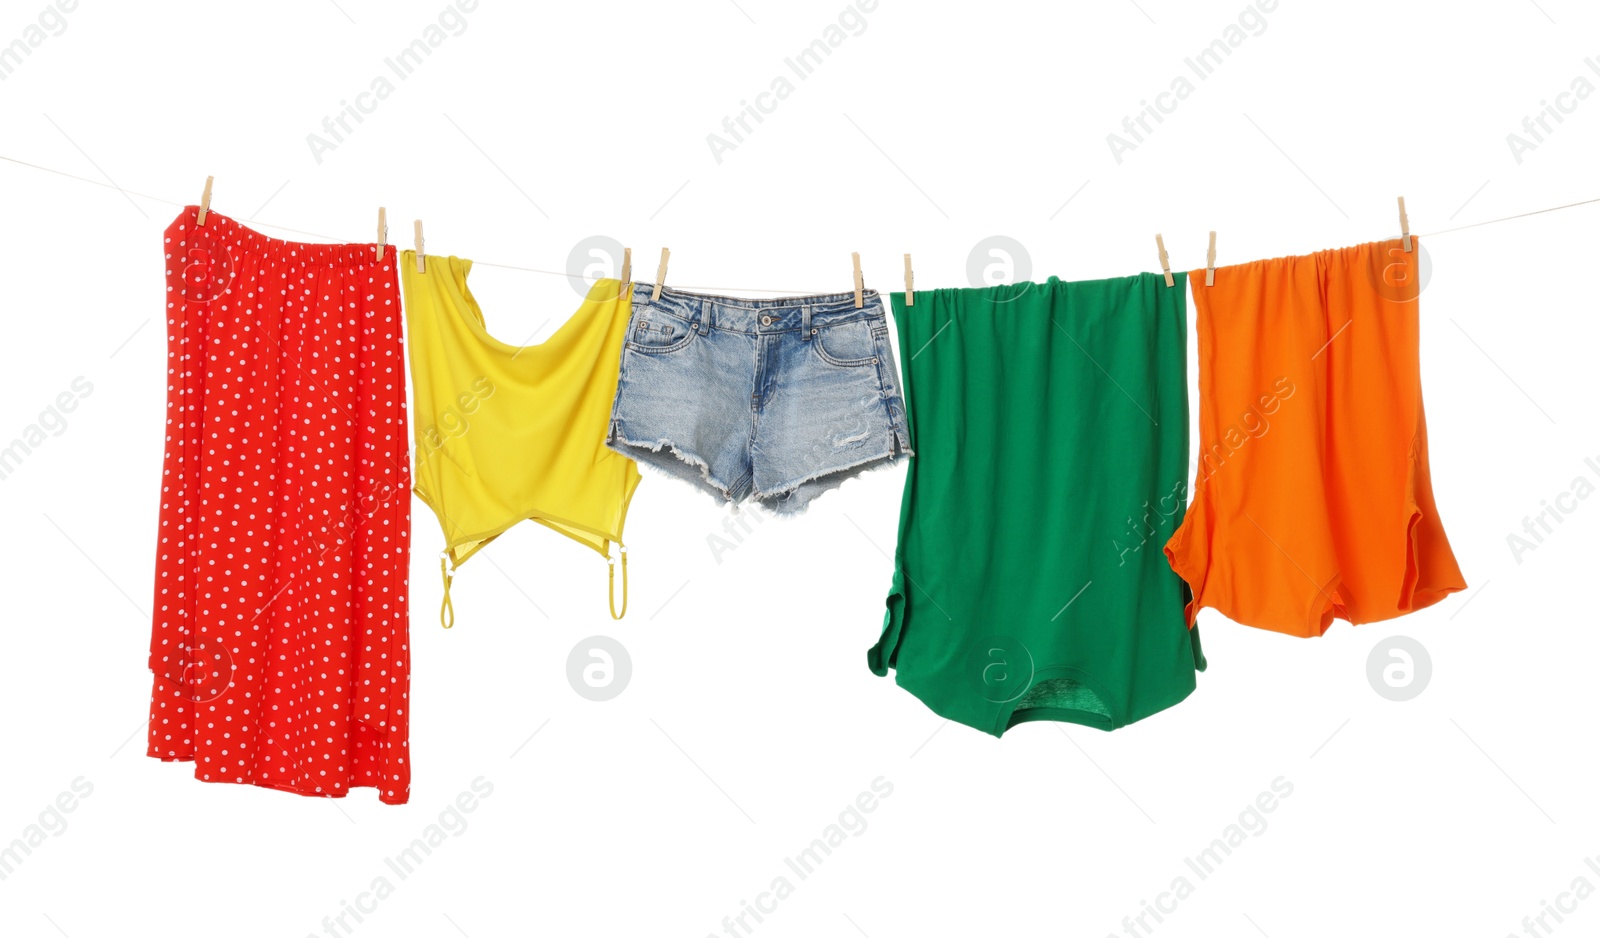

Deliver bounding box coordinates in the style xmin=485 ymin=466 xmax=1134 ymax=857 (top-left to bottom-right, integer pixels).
xmin=439 ymin=553 xmax=455 ymax=629
xmin=608 ymin=544 xmax=628 ymax=620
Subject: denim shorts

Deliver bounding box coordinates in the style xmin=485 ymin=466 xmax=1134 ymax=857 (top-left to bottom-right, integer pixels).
xmin=607 ymin=284 xmax=912 ymax=514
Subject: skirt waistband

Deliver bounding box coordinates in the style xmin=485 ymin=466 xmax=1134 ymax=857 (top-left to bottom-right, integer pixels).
xmin=173 ymin=206 xmax=391 ymax=268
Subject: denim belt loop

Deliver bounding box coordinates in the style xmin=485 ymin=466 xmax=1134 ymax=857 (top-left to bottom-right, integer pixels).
xmin=801 ymin=305 xmax=813 ymax=340
xmin=696 ymin=305 xmax=711 ymax=336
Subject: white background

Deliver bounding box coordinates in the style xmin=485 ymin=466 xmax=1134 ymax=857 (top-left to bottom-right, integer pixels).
xmin=0 ymin=1 xmax=1596 ymax=936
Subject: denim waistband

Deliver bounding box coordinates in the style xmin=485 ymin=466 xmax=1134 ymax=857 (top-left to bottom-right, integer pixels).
xmin=630 ymin=283 xmax=884 ymax=334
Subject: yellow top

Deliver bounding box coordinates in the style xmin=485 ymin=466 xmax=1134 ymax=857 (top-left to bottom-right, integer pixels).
xmin=401 ymin=254 xmax=640 ymax=623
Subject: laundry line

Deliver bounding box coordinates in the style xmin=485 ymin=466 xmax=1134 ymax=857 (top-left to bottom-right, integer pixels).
xmin=3 ymin=152 xmax=1597 ymax=295
xmin=0 ymin=154 xmax=829 ymax=295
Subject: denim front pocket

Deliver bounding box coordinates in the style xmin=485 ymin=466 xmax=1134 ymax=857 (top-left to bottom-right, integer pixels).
xmin=627 ymin=307 xmax=698 ymax=354
xmin=812 ymin=318 xmax=878 ymax=367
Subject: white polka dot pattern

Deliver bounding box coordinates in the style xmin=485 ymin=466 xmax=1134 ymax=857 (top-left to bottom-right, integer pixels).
xmin=147 ymin=207 xmax=412 ymax=805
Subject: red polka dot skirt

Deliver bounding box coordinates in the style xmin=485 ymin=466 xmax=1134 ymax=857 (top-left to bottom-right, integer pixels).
xmin=148 ymin=208 xmax=412 ymax=804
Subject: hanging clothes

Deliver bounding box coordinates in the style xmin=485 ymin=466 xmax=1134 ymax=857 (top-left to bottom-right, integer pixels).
xmin=148 ymin=207 xmax=412 ymax=803
xmin=870 ymin=274 xmax=1204 ymax=735
xmin=400 ymin=256 xmax=639 ymax=623
xmin=1165 ymin=239 xmax=1467 ymax=636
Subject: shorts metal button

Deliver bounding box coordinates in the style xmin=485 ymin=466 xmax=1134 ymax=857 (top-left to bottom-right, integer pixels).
xmin=761 ymin=315 xmax=774 ymax=325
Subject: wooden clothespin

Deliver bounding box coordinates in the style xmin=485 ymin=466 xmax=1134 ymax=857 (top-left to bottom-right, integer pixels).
xmin=197 ymin=175 xmax=214 ymax=225
xmin=903 ymin=253 xmax=915 ymax=306
xmin=620 ymin=247 xmax=632 ymax=285
xmin=652 ymin=248 xmax=670 ymax=301
xmin=413 ymin=220 xmax=426 ymax=273
xmin=375 ymin=207 xmax=387 ymax=262
xmin=1205 ymin=231 xmax=1217 ymax=287
xmin=1398 ymin=196 xmax=1412 ymax=253
xmin=852 ymin=253 xmax=864 ymax=308
xmin=1155 ymin=234 xmax=1173 ymax=287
